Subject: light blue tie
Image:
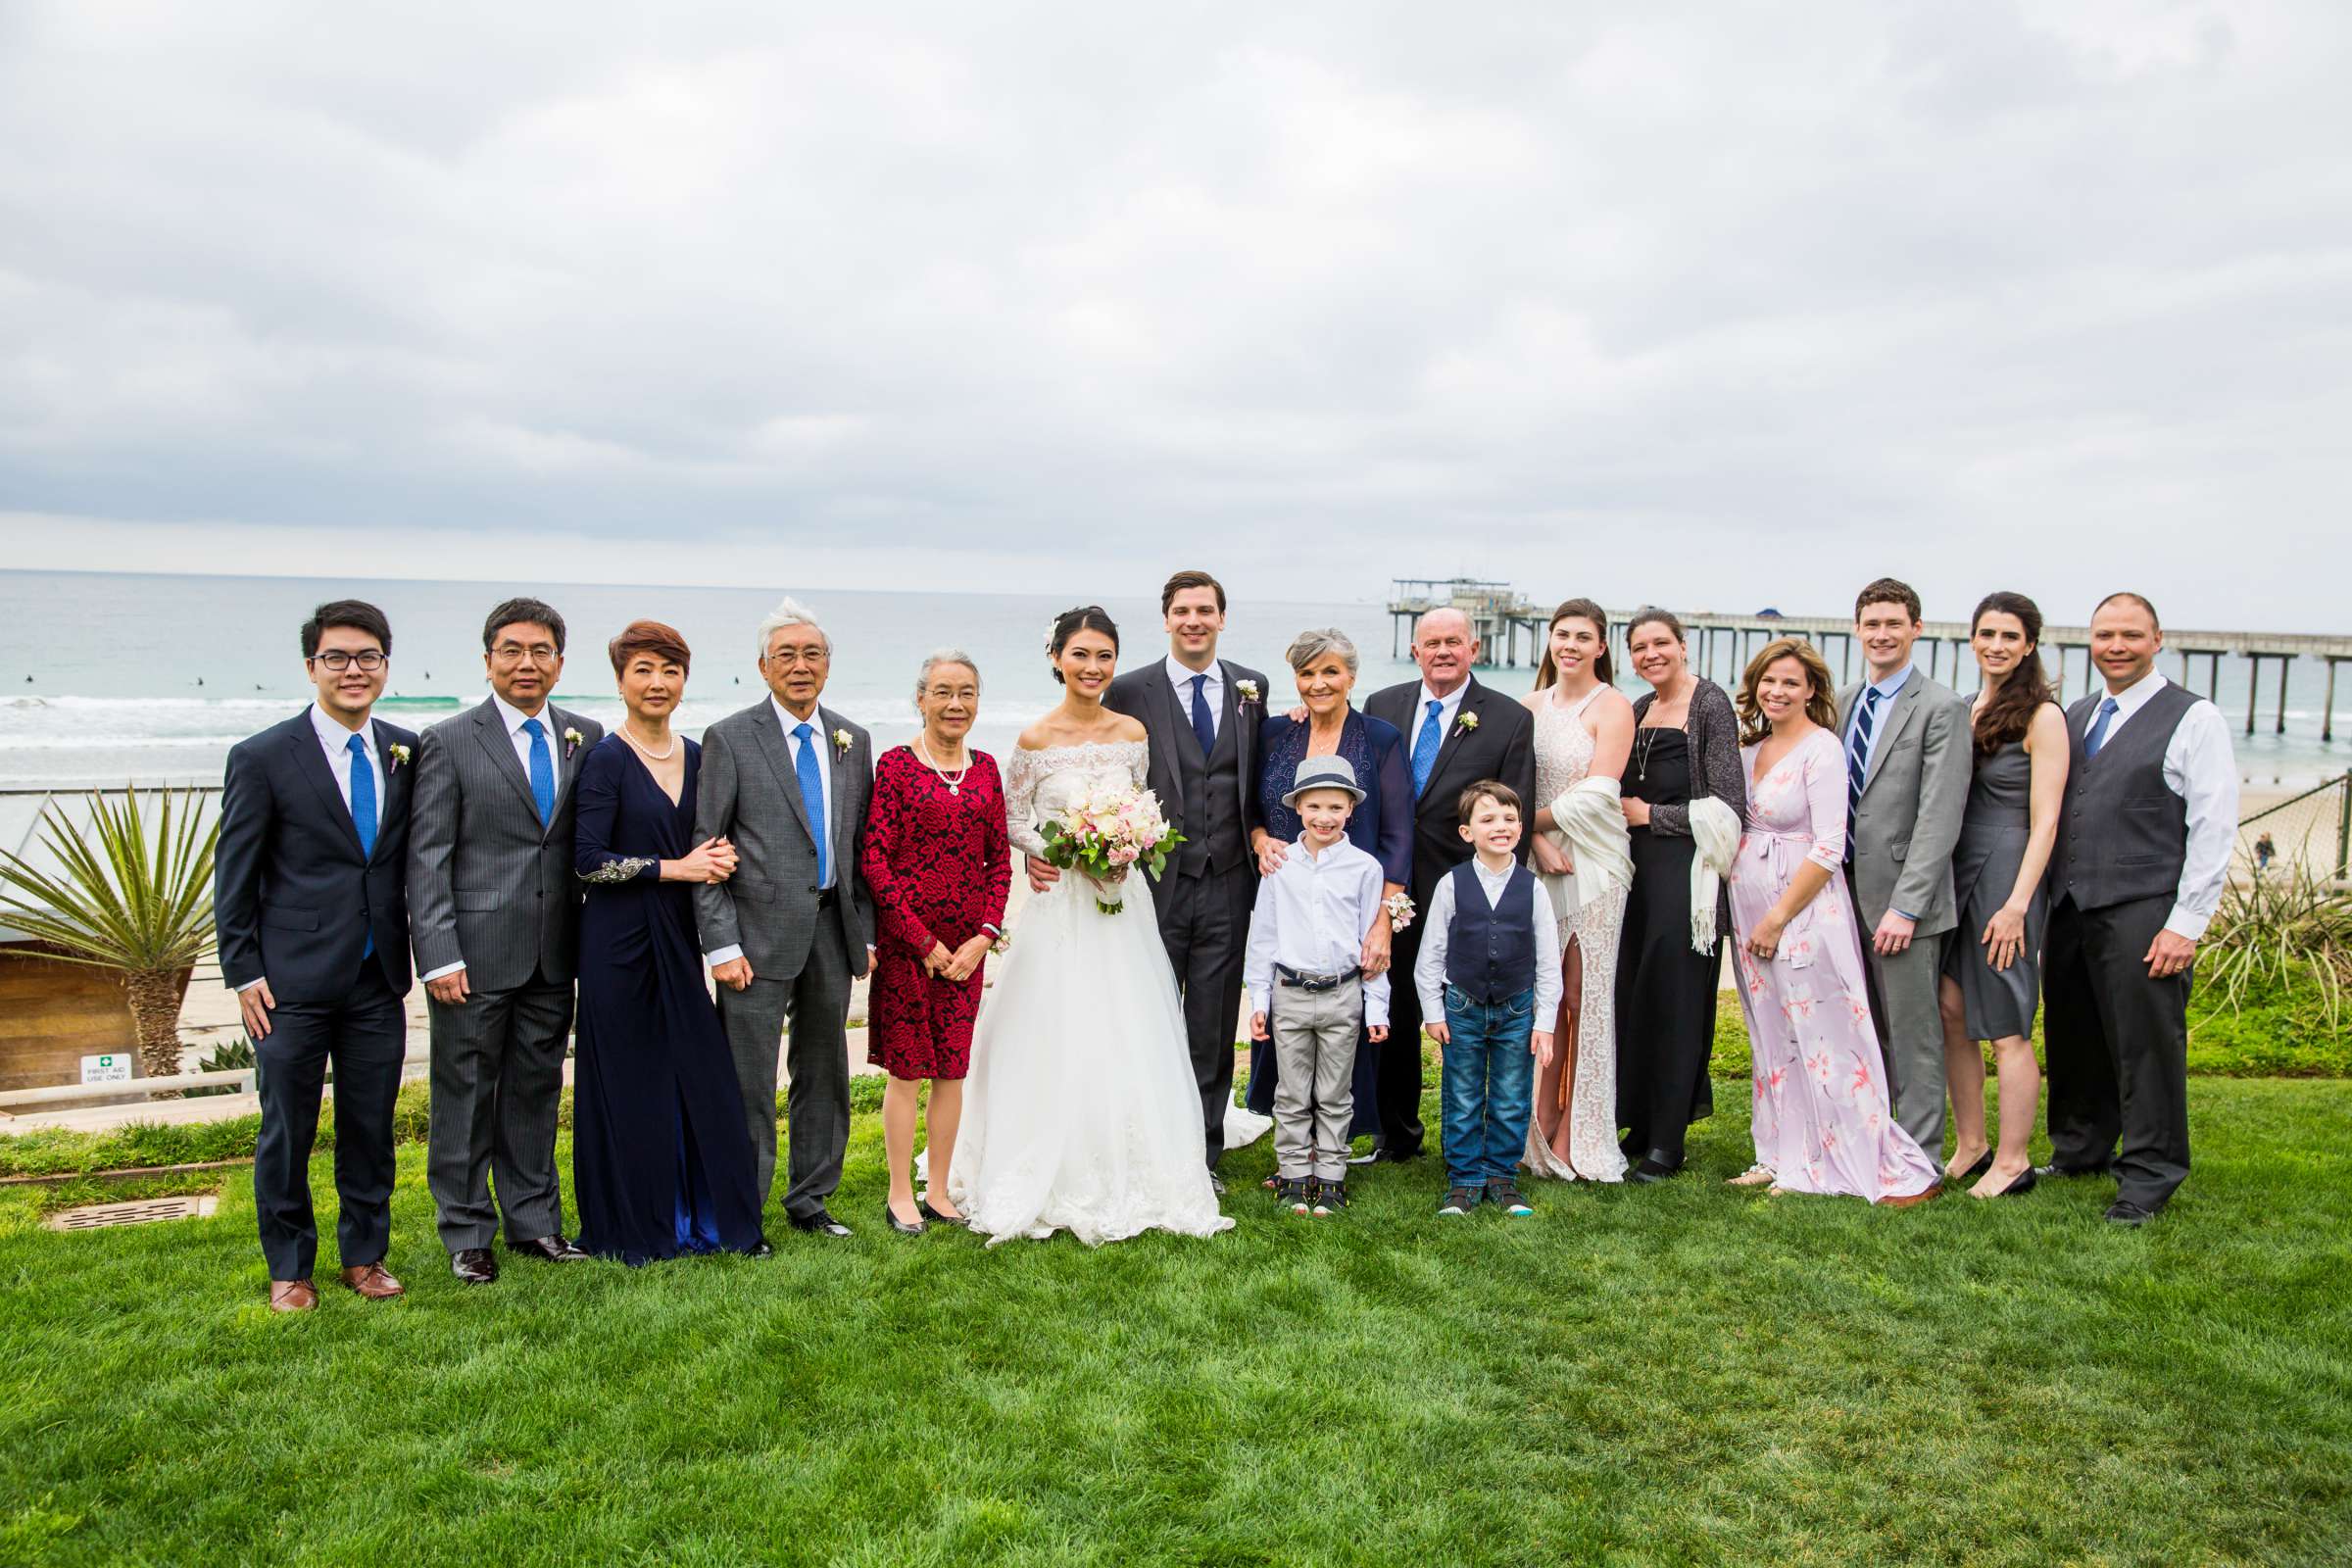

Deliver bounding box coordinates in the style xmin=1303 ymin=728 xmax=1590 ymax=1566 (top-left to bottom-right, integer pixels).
xmin=1411 ymin=699 xmax=1446 ymax=799
xmin=347 ymin=733 xmax=376 ymax=957
xmin=2083 ymin=697 xmax=2121 ymax=760
xmin=522 ymin=716 xmax=556 ymax=825
xmin=793 ymin=721 xmax=830 ymax=887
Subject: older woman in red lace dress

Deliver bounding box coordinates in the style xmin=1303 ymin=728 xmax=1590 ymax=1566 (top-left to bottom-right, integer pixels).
xmin=860 ymin=650 xmax=1010 ymax=1236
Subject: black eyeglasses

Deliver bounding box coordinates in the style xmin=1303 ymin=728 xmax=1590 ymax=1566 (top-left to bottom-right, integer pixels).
xmin=311 ymin=651 xmax=387 ymax=673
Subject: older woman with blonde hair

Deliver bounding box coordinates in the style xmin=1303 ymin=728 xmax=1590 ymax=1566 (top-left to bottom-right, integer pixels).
xmin=1727 ymin=637 xmax=1938 ymax=1205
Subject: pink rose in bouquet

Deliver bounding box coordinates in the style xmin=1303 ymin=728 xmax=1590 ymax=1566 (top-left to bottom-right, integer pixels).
xmin=1040 ymin=785 xmax=1183 ymax=912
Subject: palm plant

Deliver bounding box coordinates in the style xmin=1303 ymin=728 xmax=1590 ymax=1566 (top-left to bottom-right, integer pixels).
xmin=0 ymin=788 xmax=220 ymax=1077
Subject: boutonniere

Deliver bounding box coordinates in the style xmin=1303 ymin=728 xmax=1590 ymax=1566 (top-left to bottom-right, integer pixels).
xmin=832 ymin=727 xmax=853 ymax=759
xmin=563 ymin=726 xmax=584 ymax=760
xmin=1236 ymin=678 xmax=1261 ymax=705
xmin=1455 ymin=710 xmax=1480 ymax=735
xmin=386 ymin=742 xmax=412 ymax=773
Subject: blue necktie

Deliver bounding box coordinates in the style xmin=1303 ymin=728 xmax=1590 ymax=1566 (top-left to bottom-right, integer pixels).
xmin=793 ymin=721 xmax=830 ymax=888
xmin=1411 ymin=699 xmax=1445 ymax=799
xmin=1844 ymin=687 xmax=1880 ymax=865
xmin=2083 ymin=697 xmax=2121 ymax=760
xmin=347 ymin=733 xmax=376 ymax=957
xmin=522 ymin=716 xmax=556 ymax=825
xmin=1190 ymin=673 xmax=1216 ymax=759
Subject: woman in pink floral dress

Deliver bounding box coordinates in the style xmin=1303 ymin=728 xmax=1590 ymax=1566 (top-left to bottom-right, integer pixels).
xmin=1727 ymin=639 xmax=1939 ymax=1206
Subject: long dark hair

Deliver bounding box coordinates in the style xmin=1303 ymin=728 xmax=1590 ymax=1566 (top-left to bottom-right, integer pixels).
xmin=1969 ymin=591 xmax=2055 ymax=755
xmin=1533 ymin=598 xmax=1614 ymax=689
xmin=1047 ymin=605 xmax=1120 ymax=683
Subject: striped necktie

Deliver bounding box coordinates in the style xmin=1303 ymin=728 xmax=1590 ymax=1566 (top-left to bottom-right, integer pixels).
xmin=1844 ymin=687 xmax=1881 ymax=864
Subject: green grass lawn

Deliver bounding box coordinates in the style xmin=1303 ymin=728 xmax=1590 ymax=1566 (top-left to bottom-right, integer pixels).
xmin=4 ymin=1069 xmax=2349 ymax=1567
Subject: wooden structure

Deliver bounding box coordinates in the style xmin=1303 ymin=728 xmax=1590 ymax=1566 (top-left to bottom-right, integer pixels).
xmin=0 ymin=941 xmax=190 ymax=1102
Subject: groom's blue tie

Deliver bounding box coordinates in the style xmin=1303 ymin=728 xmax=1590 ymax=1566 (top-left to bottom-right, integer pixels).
xmin=346 ymin=732 xmax=376 ymax=957
xmin=521 ymin=716 xmax=556 ymax=825
xmin=793 ymin=720 xmax=830 ymax=887
xmin=2083 ymin=696 xmax=2121 ymax=760
xmin=1189 ymin=673 xmax=1216 ymax=759
xmin=1411 ymin=698 xmax=1445 ymax=799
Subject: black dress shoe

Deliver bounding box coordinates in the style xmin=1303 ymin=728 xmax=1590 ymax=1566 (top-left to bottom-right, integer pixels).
xmin=788 ymin=1209 xmax=854 ymax=1237
xmin=2104 ymin=1199 xmax=2159 ymax=1227
xmin=1207 ymin=1172 xmax=1227 ymax=1197
xmin=450 ymin=1248 xmax=498 ymax=1285
xmin=748 ymin=1236 xmax=774 ymax=1258
xmin=1946 ymin=1149 xmax=1993 ymax=1184
xmin=1628 ymin=1158 xmax=1680 ymax=1185
xmin=508 ymin=1234 xmax=589 ymax=1263
xmin=2033 ymin=1161 xmax=2113 ymax=1180
xmin=1375 ymin=1145 xmax=1424 ymax=1164
xmin=884 ymin=1201 xmax=926 ymax=1237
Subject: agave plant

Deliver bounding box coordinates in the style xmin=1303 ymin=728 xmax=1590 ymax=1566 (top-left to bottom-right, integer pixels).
xmin=2198 ymin=862 xmax=2352 ymax=1030
xmin=0 ymin=788 xmax=220 ymax=1077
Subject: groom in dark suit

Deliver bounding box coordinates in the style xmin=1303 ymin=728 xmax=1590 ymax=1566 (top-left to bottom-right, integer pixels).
xmin=1363 ymin=608 xmax=1537 ymax=1162
xmin=407 ymin=597 xmax=604 ymax=1284
xmin=215 ymin=600 xmax=417 ymax=1312
xmin=1101 ymin=569 xmax=1267 ymax=1187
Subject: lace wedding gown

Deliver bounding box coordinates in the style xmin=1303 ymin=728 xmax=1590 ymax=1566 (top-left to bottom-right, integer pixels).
xmin=946 ymin=742 xmax=1236 ymax=1246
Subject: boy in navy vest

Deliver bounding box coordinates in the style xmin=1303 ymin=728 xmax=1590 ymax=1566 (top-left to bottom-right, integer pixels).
xmin=1412 ymin=781 xmax=1560 ymax=1217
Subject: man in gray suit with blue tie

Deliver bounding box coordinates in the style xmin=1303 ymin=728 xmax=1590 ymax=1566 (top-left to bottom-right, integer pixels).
xmin=696 ymin=597 xmax=875 ymax=1242
xmin=408 ymin=598 xmax=605 ymax=1284
xmin=1836 ymin=578 xmax=1972 ymax=1157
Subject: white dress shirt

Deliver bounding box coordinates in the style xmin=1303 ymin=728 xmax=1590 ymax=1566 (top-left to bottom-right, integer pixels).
xmin=704 ymin=698 xmax=836 ymax=969
xmin=1842 ymin=662 xmax=1914 ymax=784
xmin=243 ymin=705 xmax=384 ymax=993
xmin=1243 ymin=834 xmax=1392 ymax=1027
xmin=2083 ymin=669 xmax=2239 ymax=940
xmin=1413 ymin=857 xmax=1564 ymax=1025
xmin=1409 ymin=681 xmax=1469 ymax=768
xmin=1167 ymin=655 xmax=1223 ymax=742
xmin=491 ymin=691 xmax=563 ymax=776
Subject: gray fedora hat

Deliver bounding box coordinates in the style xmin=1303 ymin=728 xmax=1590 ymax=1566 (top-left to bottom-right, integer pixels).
xmin=1282 ymin=754 xmax=1365 ymax=808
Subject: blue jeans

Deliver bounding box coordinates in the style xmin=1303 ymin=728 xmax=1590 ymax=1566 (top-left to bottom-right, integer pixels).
xmin=1440 ymin=985 xmax=1537 ymax=1189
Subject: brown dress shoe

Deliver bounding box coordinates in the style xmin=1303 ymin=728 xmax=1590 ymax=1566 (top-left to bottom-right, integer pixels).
xmin=1880 ymin=1184 xmax=1942 ymax=1209
xmin=270 ymin=1279 xmax=318 ymax=1313
xmin=339 ymin=1262 xmax=406 ymax=1299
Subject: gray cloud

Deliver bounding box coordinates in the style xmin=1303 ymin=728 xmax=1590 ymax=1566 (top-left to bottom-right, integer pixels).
xmin=2 ymin=0 xmax=2347 ymax=625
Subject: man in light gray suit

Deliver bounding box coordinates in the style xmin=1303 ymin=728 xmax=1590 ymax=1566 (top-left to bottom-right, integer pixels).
xmin=696 ymin=597 xmax=874 ymax=1241
xmin=1837 ymin=577 xmax=1972 ymax=1157
xmin=408 ymin=597 xmax=605 ymax=1284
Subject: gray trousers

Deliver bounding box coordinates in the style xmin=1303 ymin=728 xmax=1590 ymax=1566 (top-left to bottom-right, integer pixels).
xmin=1847 ymin=868 xmax=1949 ymax=1153
xmin=716 ymin=902 xmax=853 ymax=1223
xmin=1271 ymin=974 xmax=1362 ymax=1182
xmin=425 ymin=974 xmax=574 ymax=1252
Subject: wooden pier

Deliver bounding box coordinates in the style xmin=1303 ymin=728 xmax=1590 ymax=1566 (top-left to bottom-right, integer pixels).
xmin=1387 ymin=583 xmax=2352 ymax=738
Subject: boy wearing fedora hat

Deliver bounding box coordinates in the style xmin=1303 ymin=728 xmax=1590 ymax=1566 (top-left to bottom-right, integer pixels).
xmin=1244 ymin=756 xmax=1393 ymax=1216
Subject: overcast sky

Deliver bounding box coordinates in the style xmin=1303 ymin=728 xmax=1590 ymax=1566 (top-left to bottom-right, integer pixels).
xmin=1 ymin=2 xmax=2345 ymax=626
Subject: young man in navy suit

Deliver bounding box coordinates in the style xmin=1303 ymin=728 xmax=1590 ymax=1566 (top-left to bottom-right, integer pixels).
xmin=215 ymin=601 xmax=418 ymax=1312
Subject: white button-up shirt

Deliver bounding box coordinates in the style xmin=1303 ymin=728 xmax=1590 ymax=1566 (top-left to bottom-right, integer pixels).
xmin=2082 ymin=669 xmax=2239 ymax=940
xmin=310 ymin=702 xmax=382 ymax=834
xmin=1167 ymin=655 xmax=1223 ymax=742
xmin=1243 ymin=834 xmax=1391 ymax=1027
xmin=491 ymin=691 xmax=561 ymax=777
xmin=1408 ymin=680 xmax=1469 ymax=769
xmin=1413 ymin=857 xmax=1564 ymax=1024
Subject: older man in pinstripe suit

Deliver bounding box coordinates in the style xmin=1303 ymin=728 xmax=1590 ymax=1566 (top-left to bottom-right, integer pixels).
xmin=408 ymin=597 xmax=605 ymax=1285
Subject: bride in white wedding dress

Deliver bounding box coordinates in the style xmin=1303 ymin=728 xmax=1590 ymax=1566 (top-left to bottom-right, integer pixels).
xmin=947 ymin=608 xmax=1235 ymax=1246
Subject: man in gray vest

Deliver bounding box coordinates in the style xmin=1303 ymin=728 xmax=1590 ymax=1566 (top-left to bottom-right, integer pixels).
xmin=1836 ymin=577 xmax=1972 ymax=1155
xmin=2039 ymin=592 xmax=2236 ymax=1225
xmin=1099 ymin=569 xmax=1267 ymax=1188
xmin=409 ymin=597 xmax=604 ymax=1284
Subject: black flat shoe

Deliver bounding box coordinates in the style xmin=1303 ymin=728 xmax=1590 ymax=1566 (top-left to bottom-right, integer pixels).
xmin=918 ymin=1201 xmax=966 ymax=1228
xmin=1945 ymin=1149 xmax=1993 ymax=1184
xmin=1974 ymin=1164 xmax=2037 ymax=1199
xmin=884 ymin=1202 xmax=926 ymax=1237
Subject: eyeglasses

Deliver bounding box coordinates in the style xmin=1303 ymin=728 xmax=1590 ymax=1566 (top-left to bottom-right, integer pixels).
xmin=311 ymin=651 xmax=387 ymax=673
xmin=762 ymin=648 xmax=829 ymax=667
xmin=491 ymin=643 xmax=561 ymax=665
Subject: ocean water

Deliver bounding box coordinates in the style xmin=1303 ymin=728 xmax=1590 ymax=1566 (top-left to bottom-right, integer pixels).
xmin=1 ymin=570 xmax=2343 ymax=791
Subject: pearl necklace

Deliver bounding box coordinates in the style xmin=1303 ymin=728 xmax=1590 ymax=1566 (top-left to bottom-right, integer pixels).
xmin=915 ymin=734 xmax=971 ymax=795
xmin=621 ymin=724 xmax=678 ymax=760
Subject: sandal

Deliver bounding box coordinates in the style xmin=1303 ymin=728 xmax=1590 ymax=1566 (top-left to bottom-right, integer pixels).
xmin=1727 ymin=1164 xmax=1776 ymax=1187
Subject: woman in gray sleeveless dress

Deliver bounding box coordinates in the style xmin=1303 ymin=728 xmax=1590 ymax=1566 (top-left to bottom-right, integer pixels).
xmin=1938 ymin=593 xmax=2069 ymax=1198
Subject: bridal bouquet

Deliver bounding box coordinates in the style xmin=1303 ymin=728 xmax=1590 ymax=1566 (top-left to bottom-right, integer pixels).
xmin=1039 ymin=785 xmax=1183 ymax=913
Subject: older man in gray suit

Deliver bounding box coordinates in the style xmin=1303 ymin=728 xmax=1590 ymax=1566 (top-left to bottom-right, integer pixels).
xmin=408 ymin=597 xmax=605 ymax=1284
xmin=696 ymin=597 xmax=874 ymax=1240
xmin=1837 ymin=577 xmax=1972 ymax=1157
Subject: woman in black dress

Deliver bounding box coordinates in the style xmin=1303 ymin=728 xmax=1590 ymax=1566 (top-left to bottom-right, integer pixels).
xmin=1614 ymin=609 xmax=1747 ymax=1181
xmin=571 ymin=620 xmax=763 ymax=1262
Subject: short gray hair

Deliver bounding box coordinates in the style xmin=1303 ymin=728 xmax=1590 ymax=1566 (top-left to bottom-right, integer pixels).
xmin=1285 ymin=627 xmax=1359 ymax=677
xmin=913 ymin=648 xmax=983 ymax=704
xmin=755 ymin=596 xmax=830 ymax=661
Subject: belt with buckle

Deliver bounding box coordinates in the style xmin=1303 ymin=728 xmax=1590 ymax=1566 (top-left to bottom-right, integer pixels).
xmin=1276 ymin=964 xmax=1353 ymax=993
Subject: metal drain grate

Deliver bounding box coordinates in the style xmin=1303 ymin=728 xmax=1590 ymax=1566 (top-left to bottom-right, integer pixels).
xmin=45 ymin=1195 xmax=220 ymax=1231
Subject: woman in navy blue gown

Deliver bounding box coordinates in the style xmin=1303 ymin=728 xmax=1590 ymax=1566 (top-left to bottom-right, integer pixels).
xmin=572 ymin=620 xmax=763 ymax=1263
xmin=1244 ymin=628 xmax=1413 ymax=1137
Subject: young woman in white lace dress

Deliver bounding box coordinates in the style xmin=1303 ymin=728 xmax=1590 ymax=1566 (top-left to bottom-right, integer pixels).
xmin=1520 ymin=599 xmax=1635 ymax=1183
xmin=946 ymin=607 xmax=1234 ymax=1246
